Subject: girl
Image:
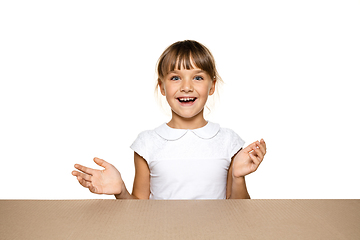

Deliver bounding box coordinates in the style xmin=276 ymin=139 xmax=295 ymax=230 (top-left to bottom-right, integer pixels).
xmin=72 ymin=40 xmax=266 ymax=200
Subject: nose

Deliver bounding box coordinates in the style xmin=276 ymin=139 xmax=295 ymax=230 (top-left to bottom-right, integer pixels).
xmin=180 ymin=78 xmax=194 ymax=92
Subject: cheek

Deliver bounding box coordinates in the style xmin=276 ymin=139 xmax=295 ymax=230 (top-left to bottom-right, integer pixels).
xmin=163 ymin=84 xmax=177 ymax=97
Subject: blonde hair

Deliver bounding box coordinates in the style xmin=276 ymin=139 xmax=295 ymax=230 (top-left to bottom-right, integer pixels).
xmin=156 ymin=40 xmax=222 ymax=86
xmin=155 ymin=40 xmax=223 ymax=115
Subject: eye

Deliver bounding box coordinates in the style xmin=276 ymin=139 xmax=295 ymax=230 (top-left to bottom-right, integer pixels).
xmin=170 ymin=76 xmax=180 ymax=81
xmin=194 ymin=76 xmax=204 ymax=81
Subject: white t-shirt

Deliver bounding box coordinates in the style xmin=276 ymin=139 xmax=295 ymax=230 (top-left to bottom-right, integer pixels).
xmin=130 ymin=122 xmax=245 ymax=200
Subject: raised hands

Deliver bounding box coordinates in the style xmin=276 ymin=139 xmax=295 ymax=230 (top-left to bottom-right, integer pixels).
xmin=72 ymin=157 xmax=124 ymax=195
xmin=232 ymin=139 xmax=267 ymax=178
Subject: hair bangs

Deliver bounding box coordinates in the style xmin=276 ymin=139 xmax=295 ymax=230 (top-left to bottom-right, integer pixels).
xmin=158 ymin=47 xmax=198 ymax=79
xmin=175 ymin=51 xmax=196 ymax=71
xmin=157 ymin=40 xmax=217 ymax=80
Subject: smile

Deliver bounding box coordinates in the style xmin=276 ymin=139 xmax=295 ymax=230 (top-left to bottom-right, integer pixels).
xmin=177 ymin=97 xmax=197 ymax=103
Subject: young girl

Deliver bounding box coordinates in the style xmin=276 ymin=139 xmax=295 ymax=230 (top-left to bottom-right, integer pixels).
xmin=72 ymin=40 xmax=266 ymax=200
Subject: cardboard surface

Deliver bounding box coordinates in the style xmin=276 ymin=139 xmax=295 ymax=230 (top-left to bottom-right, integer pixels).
xmin=1 ymin=199 xmax=359 ymax=239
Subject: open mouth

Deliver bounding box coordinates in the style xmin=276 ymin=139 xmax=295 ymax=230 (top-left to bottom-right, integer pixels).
xmin=177 ymin=97 xmax=197 ymax=103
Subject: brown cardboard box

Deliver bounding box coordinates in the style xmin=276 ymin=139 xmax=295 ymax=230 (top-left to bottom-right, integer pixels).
xmin=1 ymin=199 xmax=359 ymax=239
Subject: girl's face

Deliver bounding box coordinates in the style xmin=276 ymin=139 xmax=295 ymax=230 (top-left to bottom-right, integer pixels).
xmin=159 ymin=65 xmax=215 ymax=123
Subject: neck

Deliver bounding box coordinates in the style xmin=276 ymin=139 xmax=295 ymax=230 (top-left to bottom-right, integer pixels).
xmin=167 ymin=110 xmax=207 ymax=129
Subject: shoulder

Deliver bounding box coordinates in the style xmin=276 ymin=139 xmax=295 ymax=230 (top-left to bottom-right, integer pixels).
xmin=216 ymin=125 xmax=245 ymax=155
xmin=132 ymin=124 xmax=166 ymax=145
xmin=205 ymin=122 xmax=245 ymax=145
xmin=130 ymin=125 xmax=165 ymax=163
xmin=219 ymin=126 xmax=238 ymax=135
xmin=218 ymin=126 xmax=243 ymax=140
xmin=135 ymin=129 xmax=155 ymax=140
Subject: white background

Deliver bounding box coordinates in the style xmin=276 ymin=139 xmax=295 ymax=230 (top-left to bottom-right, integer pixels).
xmin=1 ymin=0 xmax=359 ymax=199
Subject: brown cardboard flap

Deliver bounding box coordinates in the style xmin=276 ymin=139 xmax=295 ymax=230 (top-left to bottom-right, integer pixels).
xmin=1 ymin=200 xmax=359 ymax=239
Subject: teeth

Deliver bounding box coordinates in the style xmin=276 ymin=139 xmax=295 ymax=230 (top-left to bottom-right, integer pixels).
xmin=179 ymin=97 xmax=195 ymax=102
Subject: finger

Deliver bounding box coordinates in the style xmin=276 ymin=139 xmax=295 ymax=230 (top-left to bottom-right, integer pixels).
xmin=249 ymin=152 xmax=261 ymax=166
xmin=88 ymin=184 xmax=98 ymax=194
xmin=74 ymin=164 xmax=95 ymax=175
xmin=93 ymin=157 xmax=112 ymax=169
xmin=253 ymin=143 xmax=264 ymax=160
xmin=259 ymin=139 xmax=267 ymax=154
xmin=249 ymin=154 xmax=260 ymax=174
xmin=76 ymin=176 xmax=99 ymax=194
xmin=72 ymin=170 xmax=92 ymax=181
xmin=77 ymin=176 xmax=92 ymax=189
xmin=242 ymin=142 xmax=258 ymax=153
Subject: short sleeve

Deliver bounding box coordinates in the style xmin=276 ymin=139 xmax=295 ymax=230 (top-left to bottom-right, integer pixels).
xmin=229 ymin=130 xmax=245 ymax=158
xmin=130 ymin=131 xmax=149 ymax=163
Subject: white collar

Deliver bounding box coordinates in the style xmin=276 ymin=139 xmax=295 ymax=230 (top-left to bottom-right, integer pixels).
xmin=155 ymin=121 xmax=220 ymax=141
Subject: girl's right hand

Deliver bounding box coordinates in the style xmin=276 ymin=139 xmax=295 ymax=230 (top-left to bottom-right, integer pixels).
xmin=72 ymin=157 xmax=123 ymax=195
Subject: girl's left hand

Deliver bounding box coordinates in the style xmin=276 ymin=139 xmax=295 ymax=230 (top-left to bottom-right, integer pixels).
xmin=232 ymin=139 xmax=267 ymax=178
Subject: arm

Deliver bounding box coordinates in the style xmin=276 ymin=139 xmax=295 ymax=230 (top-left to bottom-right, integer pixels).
xmin=226 ymin=156 xmax=251 ymax=199
xmin=227 ymin=139 xmax=266 ymax=199
xmin=115 ymin=152 xmax=150 ymax=199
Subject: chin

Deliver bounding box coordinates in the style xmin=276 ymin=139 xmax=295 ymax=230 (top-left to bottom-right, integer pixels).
xmin=173 ymin=110 xmax=204 ymax=120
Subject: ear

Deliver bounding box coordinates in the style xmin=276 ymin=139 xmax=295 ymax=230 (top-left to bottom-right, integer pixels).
xmin=158 ymin=79 xmax=166 ymax=96
xmin=209 ymin=79 xmax=216 ymax=96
